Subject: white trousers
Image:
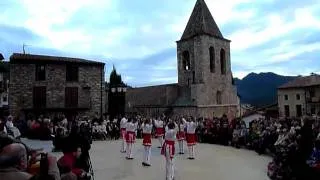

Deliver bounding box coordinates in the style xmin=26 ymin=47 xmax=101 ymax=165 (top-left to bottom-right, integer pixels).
xmin=178 ymin=140 xmax=184 ymax=153
xmin=126 ymin=143 xmax=134 ymax=158
xmin=143 ymin=146 xmax=151 ymax=164
xmin=188 ymin=145 xmax=195 ymax=158
xmin=165 ymin=147 xmax=175 ymax=180
xmin=158 ymin=136 xmax=164 ymax=147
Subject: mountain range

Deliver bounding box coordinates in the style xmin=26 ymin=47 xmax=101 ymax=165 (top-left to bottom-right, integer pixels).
xmin=234 ymin=72 xmax=296 ymax=107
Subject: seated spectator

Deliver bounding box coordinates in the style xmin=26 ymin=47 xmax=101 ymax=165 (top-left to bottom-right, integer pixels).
xmin=58 ymin=145 xmax=89 ymax=179
xmin=0 ymin=118 xmax=7 ymax=135
xmin=0 ymin=134 xmax=60 ymax=180
xmin=307 ymin=140 xmax=320 ymax=169
xmin=5 ymin=115 xmax=21 ymax=139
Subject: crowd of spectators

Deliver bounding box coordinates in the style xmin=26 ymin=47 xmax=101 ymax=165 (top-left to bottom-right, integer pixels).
xmin=1 ymin=112 xmax=320 ymax=180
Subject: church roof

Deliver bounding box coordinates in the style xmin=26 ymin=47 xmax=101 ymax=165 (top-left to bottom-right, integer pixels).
xmin=180 ymin=0 xmax=228 ymax=41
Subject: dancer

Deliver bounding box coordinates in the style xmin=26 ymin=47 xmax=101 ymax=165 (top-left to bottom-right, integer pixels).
xmin=125 ymin=118 xmax=138 ymax=159
xmin=120 ymin=116 xmax=127 ymax=153
xmin=186 ymin=116 xmax=197 ymax=160
xmin=161 ymin=119 xmax=178 ymax=180
xmin=177 ymin=117 xmax=187 ymax=154
xmin=141 ymin=118 xmax=153 ymax=166
xmin=154 ymin=117 xmax=165 ymax=148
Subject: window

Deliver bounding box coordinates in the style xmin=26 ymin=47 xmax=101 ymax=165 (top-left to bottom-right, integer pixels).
xmin=284 ymin=95 xmax=288 ymax=100
xmin=220 ymin=49 xmax=226 ymax=75
xmin=311 ymin=106 xmax=316 ymax=115
xmin=192 ymin=71 xmax=195 ymax=83
xmin=310 ymin=89 xmax=315 ymax=98
xmin=182 ymin=51 xmax=190 ymax=71
xmin=216 ymin=91 xmax=222 ymax=104
xmin=2 ymin=95 xmax=7 ymax=102
xmin=65 ymin=87 xmax=78 ymax=107
xmin=36 ymin=64 xmax=46 ymax=81
xmin=296 ymin=105 xmax=302 ymax=117
xmin=284 ymin=105 xmax=290 ymax=117
xmin=66 ymin=64 xmax=79 ymax=82
xmin=33 ymin=86 xmax=46 ymax=108
xmin=296 ymin=94 xmax=300 ymax=100
xmin=209 ymin=47 xmax=215 ymax=73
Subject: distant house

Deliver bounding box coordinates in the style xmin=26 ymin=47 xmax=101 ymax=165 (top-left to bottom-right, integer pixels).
xmin=241 ymin=111 xmax=265 ymax=128
xmin=0 ymin=61 xmax=10 ymax=116
xmin=278 ymin=74 xmax=320 ymax=118
xmin=9 ymin=53 xmax=105 ymax=120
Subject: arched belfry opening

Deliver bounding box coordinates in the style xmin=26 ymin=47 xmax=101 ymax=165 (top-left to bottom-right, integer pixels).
xmin=182 ymin=51 xmax=190 ymax=71
xmin=216 ymin=91 xmax=222 ymax=104
xmin=209 ymin=46 xmax=215 ymax=73
xmin=220 ymin=49 xmax=226 ymax=75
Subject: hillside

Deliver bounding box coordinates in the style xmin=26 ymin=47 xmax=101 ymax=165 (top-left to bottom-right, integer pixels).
xmin=234 ymin=72 xmax=296 ymax=107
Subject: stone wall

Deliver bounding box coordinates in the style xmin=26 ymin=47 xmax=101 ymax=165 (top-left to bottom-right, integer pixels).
xmin=9 ymin=63 xmax=105 ymax=118
xmin=125 ymin=83 xmax=179 ymax=111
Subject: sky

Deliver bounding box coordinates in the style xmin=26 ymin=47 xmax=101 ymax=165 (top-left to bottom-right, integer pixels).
xmin=1 ymin=0 xmax=320 ymax=87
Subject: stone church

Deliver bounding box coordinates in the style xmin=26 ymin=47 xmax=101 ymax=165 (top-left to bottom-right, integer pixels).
xmin=125 ymin=0 xmax=239 ymax=119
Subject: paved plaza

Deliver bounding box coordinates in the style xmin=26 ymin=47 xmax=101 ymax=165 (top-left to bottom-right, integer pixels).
xmin=23 ymin=138 xmax=271 ymax=180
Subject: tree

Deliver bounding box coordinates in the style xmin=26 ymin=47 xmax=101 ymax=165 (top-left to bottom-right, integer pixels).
xmin=108 ymin=66 xmax=126 ymax=120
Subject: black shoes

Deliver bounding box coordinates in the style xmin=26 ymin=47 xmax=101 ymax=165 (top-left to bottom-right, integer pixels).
xmin=126 ymin=157 xmax=134 ymax=160
xmin=188 ymin=157 xmax=195 ymax=160
xmin=142 ymin=162 xmax=151 ymax=166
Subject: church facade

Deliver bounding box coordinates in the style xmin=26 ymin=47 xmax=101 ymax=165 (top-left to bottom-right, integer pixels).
xmin=125 ymin=0 xmax=239 ymax=119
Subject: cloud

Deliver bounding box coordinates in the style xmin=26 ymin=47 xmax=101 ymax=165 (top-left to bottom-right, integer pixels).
xmin=1 ymin=0 xmax=320 ymax=86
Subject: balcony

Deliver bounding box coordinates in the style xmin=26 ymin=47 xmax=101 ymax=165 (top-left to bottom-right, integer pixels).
xmin=307 ymin=97 xmax=320 ymax=103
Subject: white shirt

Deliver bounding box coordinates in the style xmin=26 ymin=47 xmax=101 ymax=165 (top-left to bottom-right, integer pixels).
xmin=101 ymin=124 xmax=107 ymax=133
xmin=142 ymin=123 xmax=153 ymax=134
xmin=164 ymin=123 xmax=178 ymax=141
xmin=178 ymin=118 xmax=187 ymax=132
xmin=120 ymin=118 xmax=127 ymax=129
xmin=155 ymin=119 xmax=164 ymax=128
xmin=126 ymin=122 xmax=138 ymax=132
xmin=186 ymin=121 xmax=197 ymax=134
xmin=6 ymin=121 xmax=14 ymax=128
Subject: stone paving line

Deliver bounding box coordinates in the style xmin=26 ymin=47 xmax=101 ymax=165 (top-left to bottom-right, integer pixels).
xmin=23 ymin=138 xmax=271 ymax=180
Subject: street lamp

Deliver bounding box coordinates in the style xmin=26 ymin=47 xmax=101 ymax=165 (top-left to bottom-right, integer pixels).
xmin=117 ymin=87 xmax=122 ymax=92
xmin=111 ymin=87 xmax=116 ymax=93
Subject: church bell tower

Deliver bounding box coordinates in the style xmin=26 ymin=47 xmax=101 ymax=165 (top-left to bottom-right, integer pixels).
xmin=176 ymin=0 xmax=237 ymax=107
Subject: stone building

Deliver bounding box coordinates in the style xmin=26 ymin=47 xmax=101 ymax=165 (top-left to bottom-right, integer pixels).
xmin=0 ymin=58 xmax=10 ymax=116
xmin=278 ymin=74 xmax=320 ymax=117
xmin=9 ymin=53 xmax=105 ymax=120
xmin=126 ymin=0 xmax=239 ymax=118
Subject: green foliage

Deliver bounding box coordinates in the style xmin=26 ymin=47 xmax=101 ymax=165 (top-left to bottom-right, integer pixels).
xmin=109 ymin=66 xmax=124 ymax=86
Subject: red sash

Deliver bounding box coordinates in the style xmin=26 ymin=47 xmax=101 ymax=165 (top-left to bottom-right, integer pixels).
xmin=186 ymin=133 xmax=196 ymax=146
xmin=155 ymin=127 xmax=164 ymax=137
xmin=161 ymin=140 xmax=175 ymax=159
xmin=125 ymin=131 xmax=136 ymax=143
xmin=176 ymin=131 xmax=186 ymax=141
xmin=142 ymin=133 xmax=152 ymax=146
xmin=120 ymin=128 xmax=126 ymax=139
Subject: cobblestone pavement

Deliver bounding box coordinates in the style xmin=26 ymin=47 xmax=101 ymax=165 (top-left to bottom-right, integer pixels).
xmin=23 ymin=139 xmax=271 ymax=180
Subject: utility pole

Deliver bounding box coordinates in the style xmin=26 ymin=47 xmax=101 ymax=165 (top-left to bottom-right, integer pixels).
xmin=22 ymin=43 xmax=29 ymax=54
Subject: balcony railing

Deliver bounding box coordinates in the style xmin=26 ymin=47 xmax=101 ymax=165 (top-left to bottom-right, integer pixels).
xmin=307 ymin=97 xmax=320 ymax=103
